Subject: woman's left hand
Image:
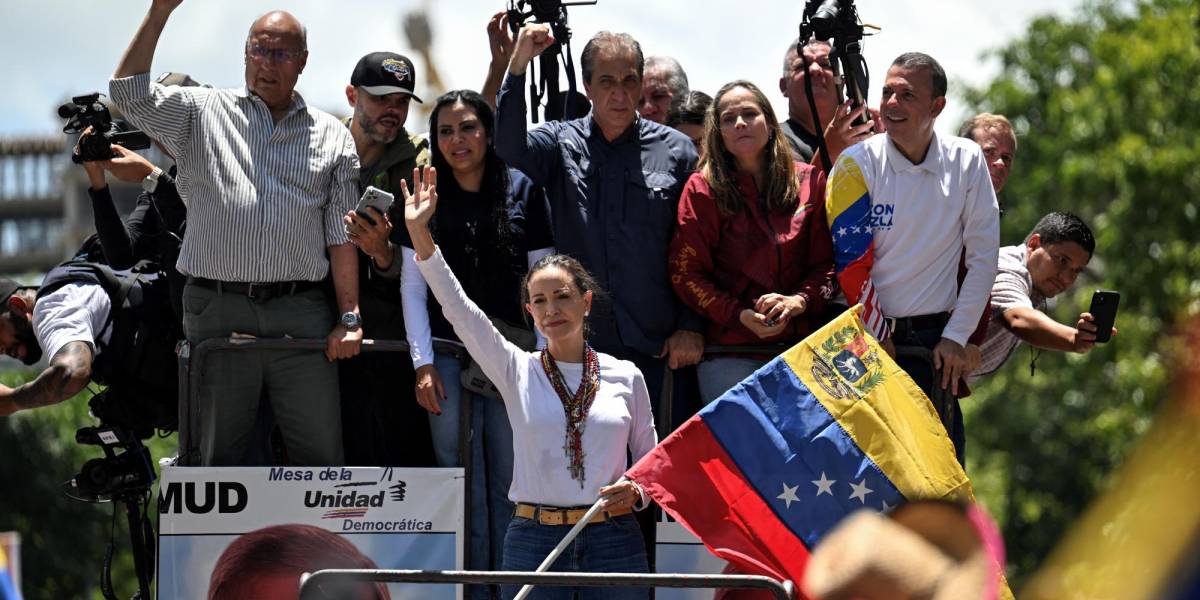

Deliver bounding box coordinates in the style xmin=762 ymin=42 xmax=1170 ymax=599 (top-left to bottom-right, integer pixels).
xmin=599 ymin=480 xmax=642 ymax=511
xmin=755 ymin=293 xmax=808 ymax=325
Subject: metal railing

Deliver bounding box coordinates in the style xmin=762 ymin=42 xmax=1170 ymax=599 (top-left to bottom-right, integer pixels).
xmin=298 ymin=569 xmax=795 ymax=600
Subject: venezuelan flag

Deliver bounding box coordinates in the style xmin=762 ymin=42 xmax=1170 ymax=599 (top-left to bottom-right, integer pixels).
xmin=627 ymin=306 xmax=973 ymax=590
xmin=0 ymin=544 xmax=19 ymax=600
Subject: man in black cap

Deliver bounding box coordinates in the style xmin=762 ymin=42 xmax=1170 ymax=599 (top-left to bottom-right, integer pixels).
xmin=338 ymin=51 xmax=435 ymax=467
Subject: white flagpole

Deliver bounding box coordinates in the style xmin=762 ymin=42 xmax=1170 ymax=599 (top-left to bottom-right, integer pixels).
xmin=512 ymin=478 xmax=627 ymax=600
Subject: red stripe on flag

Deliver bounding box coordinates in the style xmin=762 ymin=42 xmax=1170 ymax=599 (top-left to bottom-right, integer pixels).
xmin=628 ymin=416 xmax=811 ymax=593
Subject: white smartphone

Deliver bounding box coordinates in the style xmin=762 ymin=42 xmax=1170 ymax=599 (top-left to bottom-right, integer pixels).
xmin=355 ymin=186 xmax=394 ymax=225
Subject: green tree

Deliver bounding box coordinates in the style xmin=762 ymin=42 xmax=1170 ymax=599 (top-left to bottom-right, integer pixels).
xmin=960 ymin=0 xmax=1200 ymax=587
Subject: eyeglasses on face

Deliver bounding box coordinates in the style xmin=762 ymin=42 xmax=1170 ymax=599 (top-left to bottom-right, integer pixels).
xmin=246 ymin=42 xmax=305 ymax=64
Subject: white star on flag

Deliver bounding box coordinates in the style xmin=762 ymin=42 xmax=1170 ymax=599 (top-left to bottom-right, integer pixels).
xmin=812 ymin=472 xmax=835 ymax=497
xmin=849 ymin=479 xmax=874 ymax=504
xmin=777 ymin=483 xmax=800 ymax=508
xmin=837 ymin=227 xmax=848 ymax=237
xmin=881 ymin=499 xmax=893 ymax=512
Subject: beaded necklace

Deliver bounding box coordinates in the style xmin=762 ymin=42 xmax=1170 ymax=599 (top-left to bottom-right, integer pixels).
xmin=540 ymin=344 xmax=601 ymax=487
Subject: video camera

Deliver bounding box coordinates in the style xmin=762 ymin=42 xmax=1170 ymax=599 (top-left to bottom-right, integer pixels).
xmin=59 ymin=93 xmax=152 ymax=164
xmin=65 ymin=424 xmax=156 ymax=503
xmin=505 ymin=0 xmax=598 ymax=122
xmin=798 ymin=0 xmax=876 ymax=171
xmin=64 ymin=421 xmax=158 ymax=600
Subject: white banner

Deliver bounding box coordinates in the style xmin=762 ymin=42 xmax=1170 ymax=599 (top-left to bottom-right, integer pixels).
xmin=655 ymin=513 xmax=727 ymax=600
xmin=156 ymin=466 xmax=464 ymax=599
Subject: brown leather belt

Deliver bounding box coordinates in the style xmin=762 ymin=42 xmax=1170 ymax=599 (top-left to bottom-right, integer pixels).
xmin=514 ymin=503 xmax=633 ymax=526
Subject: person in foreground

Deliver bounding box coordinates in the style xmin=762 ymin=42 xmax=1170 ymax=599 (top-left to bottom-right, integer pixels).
xmin=402 ymin=165 xmax=656 ymax=600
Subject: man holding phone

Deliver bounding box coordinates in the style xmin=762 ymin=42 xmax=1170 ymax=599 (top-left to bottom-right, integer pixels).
xmin=338 ymin=51 xmax=435 ymax=467
xmin=969 ymin=212 xmax=1114 ymax=382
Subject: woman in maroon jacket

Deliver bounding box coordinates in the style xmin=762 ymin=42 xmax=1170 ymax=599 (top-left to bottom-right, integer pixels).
xmin=669 ymin=80 xmax=836 ymax=401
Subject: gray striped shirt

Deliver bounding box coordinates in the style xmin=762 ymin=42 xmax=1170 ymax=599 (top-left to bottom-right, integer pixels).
xmin=970 ymin=244 xmax=1047 ymax=380
xmin=109 ymin=73 xmax=359 ymax=282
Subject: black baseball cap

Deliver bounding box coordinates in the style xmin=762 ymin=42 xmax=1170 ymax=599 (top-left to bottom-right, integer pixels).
xmin=350 ymin=52 xmax=423 ymax=102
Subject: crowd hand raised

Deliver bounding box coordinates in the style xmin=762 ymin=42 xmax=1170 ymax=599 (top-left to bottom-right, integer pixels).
xmin=822 ymin=100 xmax=876 ymax=163
xmin=150 ymin=0 xmax=183 ymax=15
xmin=343 ymin=208 xmax=392 ymax=261
xmin=508 ymin=24 xmax=555 ymax=75
xmin=739 ymin=309 xmax=788 ymax=340
xmin=325 ymin=322 xmax=363 ymax=362
xmin=487 ymin=11 xmax=516 ymax=66
xmin=933 ymin=338 xmax=967 ymax=395
xmin=401 ymin=166 xmax=438 ymax=229
xmin=414 ymin=364 xmax=446 ymax=415
xmin=599 ymin=480 xmax=642 ymax=511
xmin=755 ymin=293 xmax=807 ymax=325
xmin=659 ymin=330 xmax=704 ymax=369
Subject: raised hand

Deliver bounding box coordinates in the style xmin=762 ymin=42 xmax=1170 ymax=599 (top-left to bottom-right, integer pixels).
xmin=508 ymin=24 xmax=556 ymax=76
xmin=401 ymin=166 xmax=439 ymax=259
xmin=487 ymin=11 xmax=516 ymax=67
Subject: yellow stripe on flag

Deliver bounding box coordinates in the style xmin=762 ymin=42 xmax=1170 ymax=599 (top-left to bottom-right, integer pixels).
xmin=780 ymin=305 xmax=973 ymax=502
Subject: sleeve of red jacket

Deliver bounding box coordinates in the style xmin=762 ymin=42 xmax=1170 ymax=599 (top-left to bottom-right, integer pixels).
xmin=826 ymin=153 xmax=891 ymax=341
xmin=669 ymin=176 xmax=744 ymax=329
xmin=792 ymin=167 xmax=836 ymax=315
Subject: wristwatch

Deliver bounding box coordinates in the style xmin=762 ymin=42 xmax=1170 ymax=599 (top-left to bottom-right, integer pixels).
xmin=142 ymin=166 xmax=164 ymax=194
xmin=340 ymin=311 xmax=362 ymax=332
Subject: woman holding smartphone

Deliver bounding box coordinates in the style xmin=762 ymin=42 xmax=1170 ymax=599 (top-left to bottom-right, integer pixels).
xmin=403 ymin=164 xmax=656 ymax=600
xmin=669 ymin=80 xmax=836 ymax=402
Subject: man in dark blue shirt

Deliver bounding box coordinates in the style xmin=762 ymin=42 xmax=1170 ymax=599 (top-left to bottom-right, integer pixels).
xmin=495 ymin=25 xmax=704 ymax=408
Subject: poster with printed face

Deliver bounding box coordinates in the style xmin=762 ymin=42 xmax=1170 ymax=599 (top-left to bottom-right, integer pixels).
xmin=156 ymin=466 xmax=464 ymax=600
xmin=656 ymin=514 xmax=728 ymax=600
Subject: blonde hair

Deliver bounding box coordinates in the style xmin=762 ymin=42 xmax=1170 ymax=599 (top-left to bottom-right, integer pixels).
xmin=959 ymin=113 xmax=1018 ymax=150
xmin=699 ymin=80 xmax=798 ymax=217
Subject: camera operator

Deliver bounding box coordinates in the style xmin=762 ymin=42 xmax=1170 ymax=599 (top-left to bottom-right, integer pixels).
xmin=496 ymin=25 xmax=705 ymax=410
xmin=76 ymin=127 xmax=185 ymax=317
xmin=779 ymin=38 xmax=878 ymax=165
xmin=0 ymin=260 xmax=176 ymax=436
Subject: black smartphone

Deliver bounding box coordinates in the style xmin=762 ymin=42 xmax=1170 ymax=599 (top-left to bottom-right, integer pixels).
xmin=1089 ymin=290 xmax=1120 ymax=343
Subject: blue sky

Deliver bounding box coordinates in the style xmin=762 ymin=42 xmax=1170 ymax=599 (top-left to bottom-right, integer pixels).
xmin=0 ymin=0 xmax=1072 ymax=138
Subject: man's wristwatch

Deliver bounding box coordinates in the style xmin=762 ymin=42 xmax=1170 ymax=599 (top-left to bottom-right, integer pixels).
xmin=340 ymin=312 xmax=362 ymax=332
xmin=142 ymin=166 xmax=164 ymax=194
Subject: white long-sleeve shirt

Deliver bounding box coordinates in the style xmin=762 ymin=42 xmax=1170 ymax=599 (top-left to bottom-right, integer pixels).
xmin=828 ymin=131 xmax=1000 ymax=345
xmin=401 ymin=246 xmax=553 ymax=368
xmin=416 ymin=247 xmax=658 ymax=507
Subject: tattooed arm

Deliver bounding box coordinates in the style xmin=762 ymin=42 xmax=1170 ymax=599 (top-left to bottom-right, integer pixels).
xmin=0 ymin=341 xmax=93 ymax=416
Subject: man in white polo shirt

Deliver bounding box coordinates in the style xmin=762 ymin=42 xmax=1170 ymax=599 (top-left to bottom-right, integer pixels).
xmin=826 ymin=52 xmax=1000 ymax=462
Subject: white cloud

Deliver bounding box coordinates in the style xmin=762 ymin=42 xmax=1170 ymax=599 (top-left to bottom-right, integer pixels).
xmin=0 ymin=0 xmax=1072 ymax=137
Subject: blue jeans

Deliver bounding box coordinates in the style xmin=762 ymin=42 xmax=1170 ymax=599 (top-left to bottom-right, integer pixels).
xmin=431 ymin=352 xmax=515 ymax=599
xmin=500 ymin=513 xmax=650 ymax=600
xmin=697 ymin=357 xmax=768 ymax=403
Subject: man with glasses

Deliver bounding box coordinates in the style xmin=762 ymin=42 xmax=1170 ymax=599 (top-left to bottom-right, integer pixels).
xmin=109 ymin=1 xmax=361 ymax=467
